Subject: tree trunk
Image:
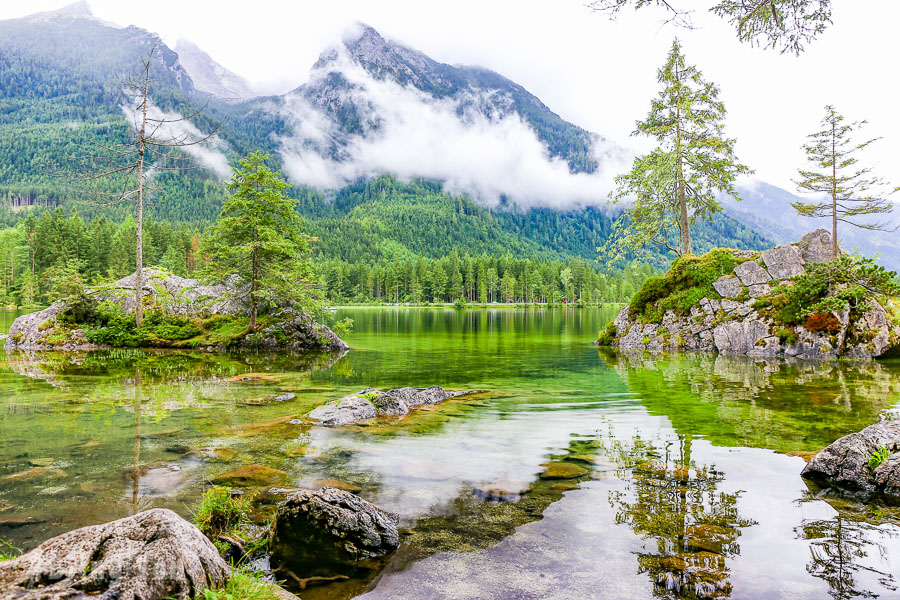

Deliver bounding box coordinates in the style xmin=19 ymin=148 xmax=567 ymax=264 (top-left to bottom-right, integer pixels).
xmin=250 ymin=250 xmax=258 ymax=332
xmin=831 ymin=119 xmax=838 ymax=259
xmin=134 ymin=59 xmax=150 ymax=329
xmin=675 ymin=58 xmax=692 ymax=256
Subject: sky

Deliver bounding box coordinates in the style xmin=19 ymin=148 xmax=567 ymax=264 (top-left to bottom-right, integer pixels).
xmin=1 ymin=0 xmax=898 ymax=193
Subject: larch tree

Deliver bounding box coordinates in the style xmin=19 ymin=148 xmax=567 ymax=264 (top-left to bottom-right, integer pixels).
xmin=606 ymin=38 xmax=751 ymax=259
xmin=792 ymin=105 xmax=897 ymax=259
xmin=202 ymin=151 xmax=320 ymax=332
xmin=588 ymin=0 xmax=832 ymax=54
xmin=76 ymin=41 xmax=218 ymax=327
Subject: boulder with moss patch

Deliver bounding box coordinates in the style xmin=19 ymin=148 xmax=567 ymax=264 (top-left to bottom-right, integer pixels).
xmin=599 ymin=230 xmax=900 ymax=359
xmin=4 ymin=268 xmax=348 ymax=353
xmin=307 ymin=386 xmax=478 ymax=426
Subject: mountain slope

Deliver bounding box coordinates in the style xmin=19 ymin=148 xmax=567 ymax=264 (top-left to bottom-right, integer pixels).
xmin=0 ymin=5 xmax=774 ymax=265
xmin=174 ymin=39 xmax=255 ymax=100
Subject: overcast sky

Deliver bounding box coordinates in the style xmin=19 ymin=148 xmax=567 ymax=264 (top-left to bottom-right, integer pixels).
xmin=2 ymin=0 xmax=898 ymax=192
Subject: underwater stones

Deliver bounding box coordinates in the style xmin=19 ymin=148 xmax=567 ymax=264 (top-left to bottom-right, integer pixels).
xmin=26 ymin=458 xmax=54 ymax=467
xmin=225 ymin=373 xmax=279 ymax=384
xmin=272 ymin=392 xmax=296 ymax=402
xmin=473 ymin=480 xmax=529 ymax=502
xmin=657 ymin=551 xmax=730 ymax=599
xmin=711 ymin=276 xmax=742 ymax=298
xmin=270 ymin=487 xmax=400 ymax=576
xmin=308 ymin=479 xmax=363 ymax=493
xmin=0 ymin=467 xmax=66 ymax=484
xmin=0 ymin=508 xmax=228 ymax=600
xmin=550 ymin=482 xmax=580 ymax=491
xmin=212 ymin=464 xmax=287 ymax=488
xmin=132 ymin=462 xmax=186 ymax=497
xmin=194 ymin=447 xmax=238 ymax=463
xmin=308 ymin=394 xmax=378 ymax=427
xmin=802 ymin=421 xmax=900 ymax=503
xmin=539 ymin=462 xmax=589 ymax=480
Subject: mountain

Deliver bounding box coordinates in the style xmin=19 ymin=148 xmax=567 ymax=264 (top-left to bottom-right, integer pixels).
xmin=0 ymin=4 xmax=776 ymax=266
xmin=174 ymin=39 xmax=255 ymax=100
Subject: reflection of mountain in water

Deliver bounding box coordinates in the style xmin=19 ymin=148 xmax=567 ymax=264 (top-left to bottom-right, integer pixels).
xmin=601 ymin=350 xmax=900 ymax=453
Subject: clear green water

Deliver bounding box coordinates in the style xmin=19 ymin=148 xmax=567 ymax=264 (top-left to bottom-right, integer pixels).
xmin=2 ymin=306 xmax=900 ymax=599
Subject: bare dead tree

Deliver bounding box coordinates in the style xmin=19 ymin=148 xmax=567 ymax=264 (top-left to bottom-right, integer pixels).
xmin=73 ymin=41 xmax=221 ymax=327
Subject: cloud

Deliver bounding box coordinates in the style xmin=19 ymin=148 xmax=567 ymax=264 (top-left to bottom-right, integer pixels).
xmin=120 ymin=97 xmax=232 ymax=180
xmin=276 ymin=47 xmax=629 ymax=211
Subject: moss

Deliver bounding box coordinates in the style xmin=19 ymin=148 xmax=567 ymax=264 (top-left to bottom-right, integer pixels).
xmin=193 ymin=486 xmax=252 ymax=538
xmin=200 ymin=567 xmax=281 ymax=600
xmin=596 ymin=321 xmax=618 ymax=346
xmin=628 ymin=248 xmax=746 ymax=324
xmin=775 ymin=327 xmax=798 ymax=346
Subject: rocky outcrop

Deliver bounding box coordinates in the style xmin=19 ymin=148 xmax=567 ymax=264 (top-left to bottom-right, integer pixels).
xmin=4 ymin=268 xmax=348 ymax=353
xmin=307 ymin=386 xmax=477 ymax=426
xmin=269 ymin=487 xmax=400 ymax=577
xmin=605 ymin=230 xmax=900 ymax=359
xmin=801 ymin=421 xmax=900 ymax=504
xmin=0 ymin=508 xmax=228 ymax=600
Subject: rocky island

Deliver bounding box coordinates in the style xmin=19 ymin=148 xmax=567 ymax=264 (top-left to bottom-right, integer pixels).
xmin=599 ymin=230 xmax=900 ymax=359
xmin=3 ymin=268 xmax=348 ymax=353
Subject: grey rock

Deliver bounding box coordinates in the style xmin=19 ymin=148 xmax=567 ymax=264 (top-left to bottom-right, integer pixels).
xmin=272 ymin=393 xmax=296 ymax=402
xmin=798 ymin=229 xmax=835 ymax=264
xmin=270 ymin=487 xmax=400 ymax=577
xmin=802 ymin=421 xmax=900 ymax=499
xmin=733 ymin=261 xmax=771 ymax=286
xmin=372 ymin=393 xmax=409 ymax=416
xmin=762 ymin=244 xmax=806 ymax=280
xmin=712 ymin=320 xmax=769 ymax=354
xmin=308 ymin=394 xmax=377 ymax=427
xmin=0 ymin=508 xmax=228 ymax=600
xmin=712 ymin=276 xmax=742 ymax=298
xmin=386 ymin=387 xmax=422 ymax=406
xmin=241 ymin=312 xmax=350 ymax=353
xmin=748 ymin=283 xmax=772 ymax=298
xmin=874 ymin=454 xmax=900 ymax=504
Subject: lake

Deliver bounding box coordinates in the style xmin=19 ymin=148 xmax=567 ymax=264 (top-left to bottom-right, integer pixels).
xmin=2 ymin=306 xmax=900 ymax=599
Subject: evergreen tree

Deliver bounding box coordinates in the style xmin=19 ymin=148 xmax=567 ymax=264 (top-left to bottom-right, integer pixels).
xmin=202 ymin=152 xmax=319 ymax=331
xmin=607 ymin=39 xmax=751 ymax=258
xmin=793 ymin=105 xmax=896 ymax=259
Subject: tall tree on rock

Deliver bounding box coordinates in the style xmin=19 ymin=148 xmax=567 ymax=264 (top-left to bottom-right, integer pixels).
xmin=792 ymin=105 xmax=897 ymax=259
xmin=203 ymin=151 xmax=320 ymax=331
xmin=76 ymin=41 xmax=218 ymax=327
xmin=606 ymin=38 xmax=751 ymax=259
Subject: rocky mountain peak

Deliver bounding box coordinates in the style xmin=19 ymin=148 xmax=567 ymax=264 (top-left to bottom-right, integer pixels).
xmin=174 ymin=39 xmax=255 ymax=100
xmin=52 ymin=0 xmax=93 ymax=18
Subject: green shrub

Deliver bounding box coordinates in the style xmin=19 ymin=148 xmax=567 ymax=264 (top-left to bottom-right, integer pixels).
xmin=775 ymin=327 xmax=798 ymax=346
xmin=597 ymin=321 xmax=618 ymax=346
xmin=200 ymin=567 xmax=281 ymax=600
xmin=869 ymin=445 xmax=892 ymax=471
xmin=628 ymin=249 xmax=745 ymax=323
xmin=331 ymin=317 xmax=354 ymax=338
xmin=193 ymin=486 xmax=252 ymax=538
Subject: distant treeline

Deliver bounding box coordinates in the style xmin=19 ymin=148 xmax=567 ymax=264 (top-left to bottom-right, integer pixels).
xmin=0 ymin=207 xmax=655 ymax=307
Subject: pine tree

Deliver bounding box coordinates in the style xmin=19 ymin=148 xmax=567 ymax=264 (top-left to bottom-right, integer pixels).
xmin=607 ymin=38 xmax=751 ymax=259
xmin=793 ymin=106 xmax=897 ymax=259
xmin=202 ymin=152 xmax=319 ymax=331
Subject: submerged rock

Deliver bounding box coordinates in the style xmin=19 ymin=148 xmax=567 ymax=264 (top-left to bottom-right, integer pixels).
xmin=802 ymin=421 xmax=900 ymax=503
xmin=270 ymin=487 xmax=400 ymax=577
xmin=539 ymin=462 xmax=589 ymax=480
xmin=0 ymin=508 xmax=228 ymax=600
xmin=307 ymin=386 xmax=478 ymax=426
xmin=212 ymin=464 xmax=287 ymax=487
xmin=193 ymin=447 xmax=238 ymax=463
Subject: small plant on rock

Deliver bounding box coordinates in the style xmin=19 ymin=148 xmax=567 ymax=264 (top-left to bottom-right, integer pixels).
xmin=0 ymin=538 xmax=21 ymax=561
xmin=869 ymin=445 xmax=891 ymax=471
xmin=193 ymin=486 xmax=252 ymax=538
xmin=200 ymin=566 xmax=280 ymax=600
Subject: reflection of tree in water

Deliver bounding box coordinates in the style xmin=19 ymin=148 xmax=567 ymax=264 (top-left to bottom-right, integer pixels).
xmin=796 ymin=499 xmax=898 ymax=599
xmin=609 ymin=434 xmax=756 ymax=599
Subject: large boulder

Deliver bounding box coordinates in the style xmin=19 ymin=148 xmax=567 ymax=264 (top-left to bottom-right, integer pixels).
xmin=0 ymin=508 xmax=228 ymax=600
xmin=604 ymin=230 xmax=900 ymax=360
xmin=801 ymin=421 xmax=900 ymax=503
xmin=307 ymin=386 xmax=477 ymax=426
xmin=269 ymin=487 xmax=400 ymax=577
xmin=4 ymin=268 xmax=348 ymax=353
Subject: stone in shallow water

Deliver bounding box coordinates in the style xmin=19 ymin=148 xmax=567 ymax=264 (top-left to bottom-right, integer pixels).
xmin=372 ymin=393 xmax=409 ymax=416
xmin=133 ymin=462 xmax=186 ymax=497
xmin=194 ymin=447 xmax=238 ymax=463
xmin=473 ymin=480 xmax=529 ymax=502
xmin=550 ymin=482 xmax=580 ymax=492
xmin=657 ymin=551 xmax=730 ymax=599
xmin=308 ymin=479 xmax=363 ymax=493
xmin=0 ymin=467 xmax=66 ymax=484
xmin=270 ymin=487 xmax=400 ymax=577
xmin=213 ymin=464 xmax=287 ymax=487
xmin=308 ymin=394 xmax=378 ymax=427
xmin=539 ymin=462 xmax=589 ymax=480
xmin=0 ymin=508 xmax=228 ymax=600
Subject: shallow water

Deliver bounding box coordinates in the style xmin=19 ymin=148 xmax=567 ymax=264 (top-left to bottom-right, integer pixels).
xmin=2 ymin=306 xmax=900 ymax=599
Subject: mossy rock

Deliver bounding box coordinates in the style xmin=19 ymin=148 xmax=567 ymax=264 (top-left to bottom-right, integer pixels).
xmin=194 ymin=447 xmax=238 ymax=463
xmin=212 ymin=464 xmax=287 ymax=487
xmin=538 ymin=462 xmax=589 ymax=480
